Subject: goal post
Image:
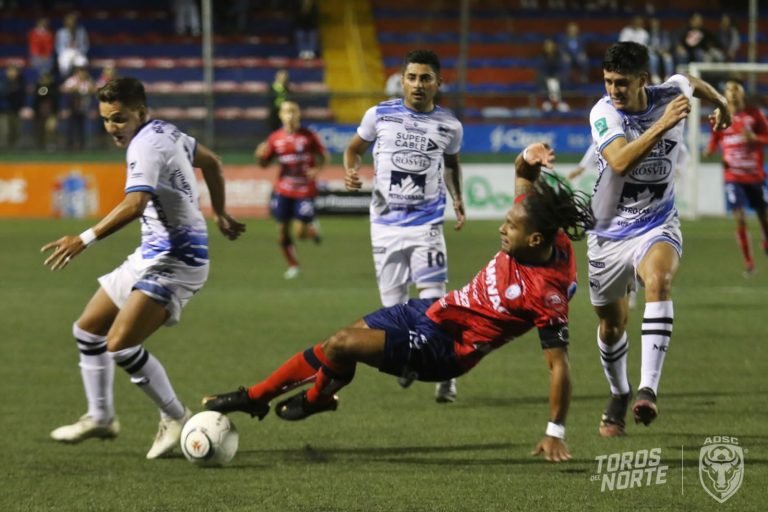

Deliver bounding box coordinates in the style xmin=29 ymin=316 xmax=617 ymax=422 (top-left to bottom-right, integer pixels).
xmin=683 ymin=62 xmax=768 ymax=219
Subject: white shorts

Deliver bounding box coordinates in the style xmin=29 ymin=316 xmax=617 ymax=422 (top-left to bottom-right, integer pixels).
xmin=587 ymin=219 xmax=682 ymax=306
xmin=98 ymin=247 xmax=209 ymax=326
xmin=371 ymin=223 xmax=448 ymax=295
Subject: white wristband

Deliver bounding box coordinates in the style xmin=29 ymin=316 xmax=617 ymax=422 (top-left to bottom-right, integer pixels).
xmin=79 ymin=228 xmax=97 ymax=247
xmin=546 ymin=422 xmax=565 ymax=440
xmin=522 ymin=147 xmax=530 ymax=165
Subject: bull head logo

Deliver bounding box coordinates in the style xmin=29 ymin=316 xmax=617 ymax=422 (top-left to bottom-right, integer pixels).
xmin=699 ymin=443 xmax=744 ymax=503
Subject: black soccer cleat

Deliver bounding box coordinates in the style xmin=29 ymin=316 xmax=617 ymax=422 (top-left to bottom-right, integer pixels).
xmin=632 ymin=387 xmax=658 ymax=426
xmin=598 ymin=390 xmax=631 ymax=437
xmin=275 ymin=391 xmax=338 ymax=421
xmin=202 ymin=387 xmax=270 ymax=420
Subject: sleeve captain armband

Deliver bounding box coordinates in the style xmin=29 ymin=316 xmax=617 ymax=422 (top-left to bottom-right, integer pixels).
xmin=79 ymin=228 xmax=98 ymax=247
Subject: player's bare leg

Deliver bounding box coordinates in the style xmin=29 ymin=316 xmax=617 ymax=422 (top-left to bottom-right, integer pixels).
xmin=278 ymin=222 xmax=300 ymax=278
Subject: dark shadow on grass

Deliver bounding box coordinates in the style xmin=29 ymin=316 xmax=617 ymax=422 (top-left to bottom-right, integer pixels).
xmin=235 ymin=442 xmax=599 ymax=469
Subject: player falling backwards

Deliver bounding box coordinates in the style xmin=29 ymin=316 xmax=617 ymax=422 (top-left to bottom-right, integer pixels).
xmin=203 ymin=142 xmax=595 ymax=462
xmin=704 ymin=78 xmax=768 ymax=277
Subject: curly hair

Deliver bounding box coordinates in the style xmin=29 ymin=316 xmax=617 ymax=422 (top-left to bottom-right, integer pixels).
xmin=523 ymin=172 xmax=595 ymax=243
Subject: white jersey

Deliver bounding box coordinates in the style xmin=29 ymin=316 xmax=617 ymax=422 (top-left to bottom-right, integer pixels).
xmin=589 ymin=74 xmax=693 ymax=239
xmin=357 ymin=99 xmax=463 ymax=226
xmin=124 ymin=119 xmax=208 ymax=267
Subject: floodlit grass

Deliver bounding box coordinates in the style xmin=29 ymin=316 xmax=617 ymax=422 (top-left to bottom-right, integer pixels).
xmin=1 ymin=216 xmax=765 ymax=511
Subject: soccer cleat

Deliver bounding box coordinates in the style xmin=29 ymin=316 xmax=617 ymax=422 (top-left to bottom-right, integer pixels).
xmin=397 ymin=370 xmax=418 ymax=389
xmin=435 ymin=378 xmax=458 ymax=403
xmin=202 ymin=387 xmax=270 ymax=420
xmin=632 ymin=387 xmax=658 ymax=426
xmin=743 ymin=262 xmax=755 ymax=278
xmin=598 ymin=391 xmax=631 ymax=437
xmin=275 ymin=391 xmax=338 ymax=421
xmin=146 ymin=407 xmax=193 ymax=459
xmin=284 ymin=266 xmax=300 ymax=279
xmin=50 ymin=414 xmax=120 ymax=443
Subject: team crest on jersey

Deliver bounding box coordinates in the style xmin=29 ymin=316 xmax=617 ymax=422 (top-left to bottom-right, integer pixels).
xmin=594 ymin=117 xmax=609 ymax=136
xmin=505 ymin=284 xmax=521 ymax=300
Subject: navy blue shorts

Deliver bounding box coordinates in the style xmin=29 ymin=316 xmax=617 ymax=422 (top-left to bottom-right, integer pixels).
xmin=363 ymin=298 xmax=464 ymax=382
xmin=725 ymin=182 xmax=767 ymax=212
xmin=270 ymin=192 xmax=316 ymax=223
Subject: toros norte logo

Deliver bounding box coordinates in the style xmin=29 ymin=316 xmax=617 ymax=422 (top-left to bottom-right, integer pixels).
xmin=699 ymin=436 xmax=744 ymax=503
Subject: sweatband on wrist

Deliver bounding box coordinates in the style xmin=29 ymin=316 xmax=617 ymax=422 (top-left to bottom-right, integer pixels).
xmin=546 ymin=422 xmax=565 ymax=439
xmin=79 ymin=228 xmax=97 ymax=247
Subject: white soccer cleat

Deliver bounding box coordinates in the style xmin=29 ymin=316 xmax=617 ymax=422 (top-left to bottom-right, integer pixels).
xmin=146 ymin=407 xmax=192 ymax=460
xmin=284 ymin=266 xmax=300 ymax=280
xmin=50 ymin=414 xmax=120 ymax=443
xmin=435 ymin=379 xmax=457 ymax=403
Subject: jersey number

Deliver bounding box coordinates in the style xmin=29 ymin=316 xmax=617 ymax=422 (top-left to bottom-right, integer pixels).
xmin=427 ymin=251 xmax=445 ymax=268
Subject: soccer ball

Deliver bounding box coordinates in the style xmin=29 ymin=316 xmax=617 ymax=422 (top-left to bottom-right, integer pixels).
xmin=180 ymin=411 xmax=239 ymax=467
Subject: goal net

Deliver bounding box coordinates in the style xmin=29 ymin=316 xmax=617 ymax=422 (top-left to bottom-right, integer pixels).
xmin=682 ymin=62 xmax=768 ymax=219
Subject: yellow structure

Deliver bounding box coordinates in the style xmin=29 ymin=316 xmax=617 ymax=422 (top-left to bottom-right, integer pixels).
xmin=318 ymin=0 xmax=385 ymax=123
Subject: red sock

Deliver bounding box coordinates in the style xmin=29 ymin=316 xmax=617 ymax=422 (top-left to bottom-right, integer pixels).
xmin=247 ymin=344 xmax=324 ymax=402
xmin=736 ymin=225 xmax=753 ymax=268
xmin=280 ymin=240 xmax=299 ymax=267
xmin=306 ymin=365 xmax=355 ymax=403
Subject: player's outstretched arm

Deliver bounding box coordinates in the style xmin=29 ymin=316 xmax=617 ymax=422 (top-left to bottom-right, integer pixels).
xmin=515 ymin=143 xmax=555 ymax=196
xmin=531 ymin=346 xmax=572 ymax=463
xmin=41 ymin=191 xmax=151 ymax=271
xmin=195 ymin=143 xmax=246 ymax=241
xmin=443 ymin=153 xmax=465 ymax=230
xmin=687 ymin=75 xmax=730 ymax=131
xmin=343 ymin=134 xmax=371 ymax=191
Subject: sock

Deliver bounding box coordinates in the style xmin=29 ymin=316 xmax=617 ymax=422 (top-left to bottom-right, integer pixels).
xmin=305 ymin=365 xmax=355 ymax=403
xmin=111 ymin=345 xmax=186 ymax=420
xmin=639 ymin=301 xmax=673 ymax=395
xmin=597 ymin=328 xmax=630 ymax=395
xmin=247 ymin=344 xmax=324 ymax=402
xmin=281 ymin=239 xmax=299 ymax=267
xmin=73 ymin=324 xmax=115 ymax=424
xmin=736 ymin=224 xmax=753 ymax=268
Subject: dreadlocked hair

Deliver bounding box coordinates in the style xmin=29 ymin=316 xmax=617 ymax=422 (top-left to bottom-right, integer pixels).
xmin=523 ymin=171 xmax=595 ymax=243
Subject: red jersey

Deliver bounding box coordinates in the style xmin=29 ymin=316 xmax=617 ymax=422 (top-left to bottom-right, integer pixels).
xmin=707 ymin=107 xmax=768 ymax=184
xmin=261 ymin=127 xmax=326 ymax=199
xmin=28 ymin=26 xmax=53 ymax=58
xmin=426 ymin=231 xmax=577 ymax=371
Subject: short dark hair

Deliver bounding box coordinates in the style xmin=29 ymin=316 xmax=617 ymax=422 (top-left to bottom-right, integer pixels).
xmin=97 ymin=77 xmax=147 ymax=110
xmin=602 ymin=42 xmax=649 ymax=76
xmin=524 ymin=172 xmax=594 ymax=244
xmin=402 ymin=49 xmax=441 ymax=76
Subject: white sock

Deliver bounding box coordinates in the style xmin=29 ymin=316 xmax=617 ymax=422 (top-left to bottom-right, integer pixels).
xmin=597 ymin=328 xmax=630 ymax=395
xmin=639 ymin=301 xmax=673 ymax=395
xmin=111 ymin=345 xmax=186 ymax=420
xmin=73 ymin=324 xmax=115 ymax=424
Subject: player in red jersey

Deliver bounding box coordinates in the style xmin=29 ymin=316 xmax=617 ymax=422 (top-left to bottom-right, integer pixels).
xmin=256 ymin=100 xmax=329 ymax=279
xmin=705 ymin=79 xmax=768 ymax=276
xmin=202 ymin=143 xmax=595 ymax=462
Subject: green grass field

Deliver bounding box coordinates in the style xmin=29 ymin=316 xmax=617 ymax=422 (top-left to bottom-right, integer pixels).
xmin=1 ymin=216 xmax=766 ymax=512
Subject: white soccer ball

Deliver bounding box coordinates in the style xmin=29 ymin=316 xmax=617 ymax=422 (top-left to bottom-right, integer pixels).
xmin=180 ymin=411 xmax=239 ymax=467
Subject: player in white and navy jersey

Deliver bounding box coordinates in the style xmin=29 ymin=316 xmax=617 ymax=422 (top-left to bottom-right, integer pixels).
xmin=343 ymin=50 xmax=465 ymax=402
xmin=587 ymin=42 xmax=730 ymax=437
xmin=41 ymin=77 xmax=245 ymax=458
xmin=203 ymin=143 xmax=592 ymax=463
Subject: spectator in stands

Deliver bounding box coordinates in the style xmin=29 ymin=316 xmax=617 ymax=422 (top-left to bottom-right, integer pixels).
xmin=559 ymin=22 xmax=590 ymax=84
xmin=33 ymin=71 xmax=59 ymax=151
xmin=56 ymin=12 xmax=89 ymax=77
xmin=61 ymin=61 xmax=96 ymax=151
xmin=95 ymin=63 xmax=118 ymax=89
xmin=538 ymin=39 xmax=570 ymax=113
xmin=294 ymin=0 xmax=319 ymax=60
xmin=28 ymin=17 xmax=54 ymax=78
xmin=717 ymin=14 xmax=740 ymax=62
xmin=173 ymin=0 xmax=201 ymax=37
xmin=619 ymin=16 xmax=666 ymax=84
xmin=648 ymin=18 xmax=675 ymax=82
xmin=268 ymin=69 xmax=291 ymax=132
xmin=0 ymin=65 xmax=26 ymax=149
xmin=675 ymin=12 xmax=724 ymax=64
xmin=385 ymin=71 xmax=403 ymax=99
